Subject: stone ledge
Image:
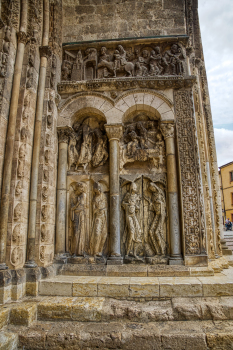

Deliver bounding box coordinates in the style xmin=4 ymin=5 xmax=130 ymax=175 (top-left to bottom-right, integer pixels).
xmin=38 ymin=271 xmax=233 ymax=299
xmin=58 ymin=75 xmax=196 ymax=95
xmin=59 ymin=263 xmax=213 ymax=277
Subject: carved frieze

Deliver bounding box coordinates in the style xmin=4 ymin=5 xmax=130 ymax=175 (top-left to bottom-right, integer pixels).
xmin=175 ymin=90 xmax=206 ymax=255
xmin=62 ymin=42 xmax=186 ymax=82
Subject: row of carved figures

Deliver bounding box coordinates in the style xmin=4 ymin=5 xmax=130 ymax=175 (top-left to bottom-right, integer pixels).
xmin=62 ymin=43 xmax=186 ymax=81
xmin=65 ymin=116 xmax=166 ymax=174
xmin=70 ymin=178 xmax=167 ymax=259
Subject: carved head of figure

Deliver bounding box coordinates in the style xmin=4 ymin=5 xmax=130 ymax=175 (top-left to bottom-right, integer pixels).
xmin=142 ymin=50 xmax=149 ymax=58
xmin=154 ymin=46 xmax=160 ymax=55
xmin=94 ymin=182 xmax=102 ymax=195
xmin=148 ymin=182 xmax=159 ymax=193
xmin=130 ymin=182 xmax=138 ymax=194
xmin=76 ymin=181 xmax=87 ymax=194
xmin=171 ymin=44 xmax=178 ymax=54
xmin=118 ymin=45 xmax=124 ymax=54
xmin=101 ymin=47 xmax=107 ymax=55
xmin=157 ymin=133 xmax=162 ymax=141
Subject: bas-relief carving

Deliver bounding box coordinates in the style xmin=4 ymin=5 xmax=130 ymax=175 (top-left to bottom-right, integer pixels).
xmin=120 ymin=114 xmax=166 ymax=175
xmin=120 ymin=176 xmax=167 ymax=263
xmin=175 ymin=90 xmax=206 ymax=256
xmin=67 ymin=116 xmax=109 ymax=173
xmin=68 ymin=176 xmax=109 ymax=260
xmin=62 ymin=42 xmax=186 ymax=82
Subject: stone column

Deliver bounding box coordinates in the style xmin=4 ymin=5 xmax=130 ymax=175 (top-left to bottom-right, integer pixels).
xmin=105 ymin=124 xmax=123 ymax=264
xmin=55 ymin=127 xmax=69 ymax=259
xmin=161 ymin=123 xmax=183 ymax=265
xmin=24 ymin=46 xmax=52 ymax=268
xmin=0 ymin=31 xmax=28 ymax=270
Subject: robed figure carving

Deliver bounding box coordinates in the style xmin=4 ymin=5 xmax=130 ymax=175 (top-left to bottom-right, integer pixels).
xmin=70 ymin=182 xmax=87 ymax=256
xmin=144 ymin=182 xmax=166 ymax=255
xmin=122 ymin=182 xmax=142 ymax=258
xmin=91 ymin=182 xmax=108 ymax=257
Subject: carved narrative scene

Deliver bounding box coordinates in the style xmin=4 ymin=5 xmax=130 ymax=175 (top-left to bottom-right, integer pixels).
xmin=121 ymin=175 xmax=167 ymax=264
xmin=62 ymin=42 xmax=186 ymax=81
xmin=120 ymin=113 xmax=166 ymax=174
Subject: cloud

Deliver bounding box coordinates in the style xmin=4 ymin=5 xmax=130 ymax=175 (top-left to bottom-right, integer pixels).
xmin=199 ymin=1 xmax=233 ymax=165
xmin=214 ymin=128 xmax=233 ymax=167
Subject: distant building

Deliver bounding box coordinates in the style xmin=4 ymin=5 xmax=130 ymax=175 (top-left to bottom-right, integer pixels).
xmin=219 ymin=161 xmax=233 ymax=223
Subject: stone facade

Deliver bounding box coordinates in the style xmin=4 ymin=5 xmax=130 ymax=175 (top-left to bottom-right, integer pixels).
xmin=0 ymin=0 xmax=224 ymax=286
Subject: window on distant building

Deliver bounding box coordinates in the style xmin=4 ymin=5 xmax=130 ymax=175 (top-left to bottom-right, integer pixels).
xmin=231 ymin=213 xmax=233 ymax=222
xmin=230 ymin=171 xmax=233 ymax=182
xmin=232 ymin=193 xmax=233 ymax=205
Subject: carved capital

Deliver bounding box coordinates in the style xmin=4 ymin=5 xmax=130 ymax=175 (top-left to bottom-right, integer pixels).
xmin=105 ymin=124 xmax=123 ymax=141
xmin=160 ymin=123 xmax=175 ymax=139
xmin=57 ymin=126 xmax=72 ymax=143
xmin=39 ymin=45 xmax=52 ymax=58
xmin=17 ymin=31 xmax=28 ymax=44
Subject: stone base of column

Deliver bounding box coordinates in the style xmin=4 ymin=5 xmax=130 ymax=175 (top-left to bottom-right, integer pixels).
xmin=107 ymin=256 xmax=123 ymax=265
xmin=54 ymin=253 xmax=69 ymax=264
xmin=24 ymin=260 xmax=38 ymax=268
xmin=0 ymin=263 xmax=8 ymax=270
xmin=169 ymin=256 xmax=184 ymax=266
xmin=184 ymin=255 xmax=208 ymax=266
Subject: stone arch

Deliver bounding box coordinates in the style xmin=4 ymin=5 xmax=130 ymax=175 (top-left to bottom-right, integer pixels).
xmin=58 ymin=93 xmax=114 ymax=127
xmin=108 ymin=90 xmax=175 ymax=124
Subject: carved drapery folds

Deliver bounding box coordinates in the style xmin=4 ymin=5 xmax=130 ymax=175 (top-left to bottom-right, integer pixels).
xmin=68 ymin=176 xmax=109 ymax=262
xmin=67 ymin=117 xmax=109 ymax=172
xmin=120 ymin=175 xmax=167 ymax=264
xmin=175 ymin=90 xmax=206 ymax=256
xmin=62 ymin=41 xmax=187 ymax=82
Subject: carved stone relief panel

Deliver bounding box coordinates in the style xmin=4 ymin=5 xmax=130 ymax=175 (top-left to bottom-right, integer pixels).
xmin=62 ymin=41 xmax=187 ymax=82
xmin=67 ymin=174 xmax=109 ymax=263
xmin=67 ymin=116 xmax=109 ymax=174
xmin=175 ymin=90 xmax=206 ymax=256
xmin=120 ymin=113 xmax=166 ymax=175
xmin=120 ymin=174 xmax=167 ymax=264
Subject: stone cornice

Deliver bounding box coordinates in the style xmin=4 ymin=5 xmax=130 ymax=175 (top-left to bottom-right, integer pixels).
xmin=58 ymin=75 xmax=196 ymax=95
xmin=63 ymin=34 xmax=189 ymax=51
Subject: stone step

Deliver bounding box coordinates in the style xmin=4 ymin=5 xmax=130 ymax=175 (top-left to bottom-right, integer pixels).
xmin=38 ymin=272 xmax=233 ymax=299
xmin=7 ymin=320 xmax=233 ymax=350
xmin=0 ymin=331 xmax=18 ymax=350
xmin=58 ymin=263 xmax=214 ymax=277
xmin=2 ymin=295 xmax=233 ymax=325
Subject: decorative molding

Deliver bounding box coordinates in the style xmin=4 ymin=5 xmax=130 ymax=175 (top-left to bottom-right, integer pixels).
xmin=160 ymin=123 xmax=175 ymax=139
xmin=39 ymin=45 xmax=52 ymax=58
xmin=175 ymin=90 xmax=206 ymax=256
xmin=58 ymin=76 xmax=196 ymax=95
xmin=105 ymin=124 xmax=123 ymax=141
xmin=17 ymin=31 xmax=28 ymax=44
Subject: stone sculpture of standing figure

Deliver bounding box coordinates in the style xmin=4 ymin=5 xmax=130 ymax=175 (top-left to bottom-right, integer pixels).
xmin=144 ymin=182 xmax=166 ymax=255
xmin=70 ymin=182 xmax=87 ymax=256
xmin=91 ymin=183 xmax=108 ymax=257
xmin=122 ymin=182 xmax=142 ymax=258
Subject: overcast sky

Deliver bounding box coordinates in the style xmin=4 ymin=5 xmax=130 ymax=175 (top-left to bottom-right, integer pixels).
xmin=198 ymin=0 xmax=233 ymax=167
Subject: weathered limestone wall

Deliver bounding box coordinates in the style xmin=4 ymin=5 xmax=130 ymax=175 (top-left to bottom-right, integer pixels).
xmin=62 ymin=0 xmax=186 ymax=43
